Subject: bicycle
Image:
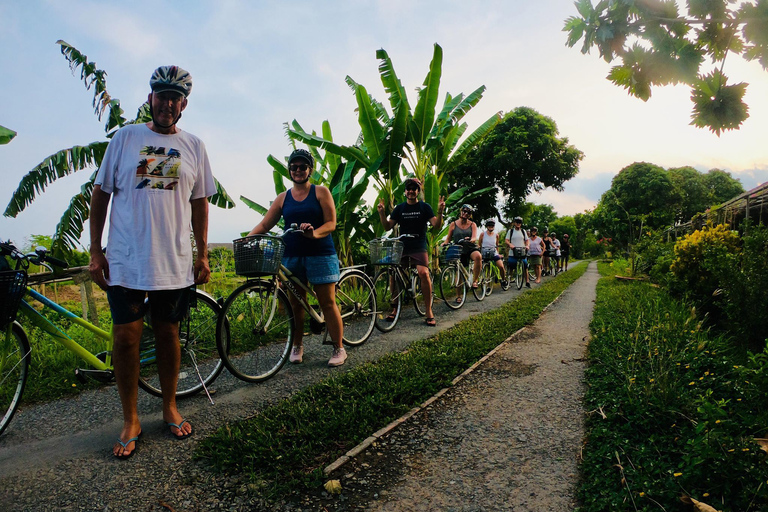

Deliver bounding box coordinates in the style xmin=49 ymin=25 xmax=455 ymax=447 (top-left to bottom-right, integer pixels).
xmin=0 ymin=241 xmax=223 ymax=436
xmin=480 ymin=246 xmax=507 ymax=296
xmin=439 ymin=240 xmax=484 ymax=309
xmin=506 ymin=247 xmax=529 ymax=290
xmin=545 ymin=250 xmax=560 ymax=277
xmin=215 ymin=225 xmax=376 ymax=383
xmin=370 ymin=235 xmax=433 ymax=332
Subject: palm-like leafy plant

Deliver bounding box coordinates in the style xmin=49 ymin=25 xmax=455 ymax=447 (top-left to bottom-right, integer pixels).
xmin=0 ymin=125 xmax=16 ymax=145
xmin=3 ymin=40 xmax=234 ymax=260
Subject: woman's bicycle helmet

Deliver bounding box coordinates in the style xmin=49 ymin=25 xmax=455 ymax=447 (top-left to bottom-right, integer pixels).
xmin=150 ymin=66 xmax=193 ymax=97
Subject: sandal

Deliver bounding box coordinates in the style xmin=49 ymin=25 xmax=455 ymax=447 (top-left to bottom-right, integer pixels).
xmin=114 ymin=431 xmax=142 ymax=460
xmin=166 ymin=419 xmax=193 ymax=440
xmin=425 ymin=317 xmax=436 ymax=327
xmin=384 ymin=311 xmax=398 ymax=322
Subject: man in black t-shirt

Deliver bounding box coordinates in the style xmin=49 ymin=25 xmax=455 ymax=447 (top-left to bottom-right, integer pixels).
xmin=378 ymin=177 xmax=444 ymax=326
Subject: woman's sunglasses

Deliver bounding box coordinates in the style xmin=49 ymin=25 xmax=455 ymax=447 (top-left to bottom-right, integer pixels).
xmin=289 ymin=163 xmax=309 ymax=172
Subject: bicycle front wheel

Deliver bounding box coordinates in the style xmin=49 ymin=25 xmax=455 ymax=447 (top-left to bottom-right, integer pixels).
xmin=482 ymin=262 xmax=494 ymax=297
xmin=515 ymin=261 xmax=524 ymax=290
xmin=412 ymin=270 xmax=431 ymax=317
xmin=500 ymin=261 xmax=511 ymax=291
xmin=373 ymin=267 xmax=402 ymax=333
xmin=0 ymin=322 xmax=30 ymax=436
xmin=337 ymin=270 xmax=376 ymax=347
xmin=439 ymin=265 xmax=466 ymax=309
xmin=138 ymin=289 xmax=224 ymax=398
xmin=216 ymin=282 xmax=293 ymax=383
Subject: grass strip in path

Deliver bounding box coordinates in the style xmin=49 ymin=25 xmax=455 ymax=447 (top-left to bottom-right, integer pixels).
xmin=579 ymin=261 xmax=768 ymax=511
xmin=195 ymin=263 xmax=588 ymax=498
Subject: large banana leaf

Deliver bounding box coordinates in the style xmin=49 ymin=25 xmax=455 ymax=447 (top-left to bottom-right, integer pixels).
xmin=440 ymin=113 xmax=502 ymax=174
xmin=287 ymin=122 xmax=371 ymax=168
xmin=382 ymin=100 xmax=409 ymax=183
xmin=321 ymin=121 xmax=341 ymax=175
xmin=57 ymin=40 xmax=126 ymax=134
xmin=209 ymin=178 xmax=236 ymax=209
xmin=0 ymin=125 xmax=16 ymax=145
xmin=50 ymin=174 xmax=96 ymax=258
xmin=411 ymin=44 xmax=443 ymax=149
xmin=4 ymin=141 xmax=108 ymax=218
xmin=352 ymin=83 xmax=386 ymax=161
xmin=376 ymin=49 xmax=412 ymax=116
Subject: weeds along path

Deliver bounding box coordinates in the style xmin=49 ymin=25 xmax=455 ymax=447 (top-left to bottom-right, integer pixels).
xmin=0 ymin=265 xmax=582 ymax=511
xmin=316 ymin=261 xmax=599 ymax=511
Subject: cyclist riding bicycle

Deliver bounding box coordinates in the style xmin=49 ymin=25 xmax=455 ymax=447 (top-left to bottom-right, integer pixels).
xmin=478 ymin=219 xmax=506 ymax=287
xmin=247 ymin=148 xmax=347 ymax=367
xmin=443 ymin=204 xmax=482 ymax=289
xmin=504 ymin=216 xmax=531 ymax=288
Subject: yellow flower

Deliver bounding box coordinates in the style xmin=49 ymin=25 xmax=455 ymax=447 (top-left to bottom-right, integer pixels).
xmin=639 ymin=492 xmax=645 ymax=497
xmin=674 ymin=472 xmax=682 ymax=477
xmin=703 ymin=493 xmax=710 ymax=497
xmin=649 ymin=378 xmax=655 ymax=383
xmin=71 ymin=383 xmax=76 ymax=387
xmin=689 ymin=382 xmax=695 ymax=386
xmin=715 ymin=420 xmax=721 ymax=424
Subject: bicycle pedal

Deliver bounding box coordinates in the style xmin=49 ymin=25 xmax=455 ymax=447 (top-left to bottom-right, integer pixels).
xmin=75 ymin=368 xmax=114 ymax=383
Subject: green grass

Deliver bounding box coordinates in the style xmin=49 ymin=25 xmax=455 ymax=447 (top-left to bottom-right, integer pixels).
xmin=578 ymin=260 xmax=768 ymax=511
xmin=194 ymin=262 xmax=589 ymax=498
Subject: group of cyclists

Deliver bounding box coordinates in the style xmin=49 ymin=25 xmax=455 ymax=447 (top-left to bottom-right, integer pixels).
xmin=443 ymin=204 xmax=572 ymax=289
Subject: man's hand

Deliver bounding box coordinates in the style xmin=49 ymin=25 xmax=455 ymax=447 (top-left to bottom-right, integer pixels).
xmin=377 ymin=198 xmax=385 ymax=214
xmin=437 ymin=195 xmax=445 ymax=214
xmin=89 ymin=250 xmax=110 ymax=291
xmin=194 ymin=256 xmax=211 ymax=285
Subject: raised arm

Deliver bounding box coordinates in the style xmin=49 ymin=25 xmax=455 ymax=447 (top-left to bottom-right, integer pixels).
xmin=377 ymin=198 xmax=396 ymax=231
xmin=428 ymin=195 xmax=445 ymax=228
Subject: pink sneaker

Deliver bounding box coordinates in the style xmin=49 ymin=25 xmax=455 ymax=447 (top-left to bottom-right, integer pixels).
xmin=328 ymin=347 xmax=347 ymax=367
xmin=289 ymin=345 xmax=303 ymax=364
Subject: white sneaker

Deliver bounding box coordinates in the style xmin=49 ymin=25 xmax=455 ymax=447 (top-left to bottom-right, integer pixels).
xmin=328 ymin=347 xmax=347 ymax=367
xmin=289 ymin=345 xmax=303 ymax=364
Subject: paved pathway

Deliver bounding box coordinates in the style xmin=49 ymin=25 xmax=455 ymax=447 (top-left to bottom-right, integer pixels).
xmin=315 ymin=261 xmax=598 ymax=511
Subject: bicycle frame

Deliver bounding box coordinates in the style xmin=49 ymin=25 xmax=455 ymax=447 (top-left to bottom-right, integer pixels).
xmin=17 ymin=286 xmax=113 ymax=371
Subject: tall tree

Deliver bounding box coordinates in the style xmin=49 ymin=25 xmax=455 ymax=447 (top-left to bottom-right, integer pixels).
xmin=3 ymin=41 xmax=234 ymax=260
xmin=564 ymin=0 xmax=768 ymax=135
xmin=449 ymin=107 xmax=583 ymax=221
xmin=668 ymin=166 xmax=710 ymax=223
xmin=703 ymin=168 xmax=744 ymax=204
xmin=593 ymin=162 xmax=679 ymax=245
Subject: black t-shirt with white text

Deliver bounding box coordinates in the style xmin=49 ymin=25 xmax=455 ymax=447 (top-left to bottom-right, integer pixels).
xmin=390 ymin=200 xmax=435 ymax=253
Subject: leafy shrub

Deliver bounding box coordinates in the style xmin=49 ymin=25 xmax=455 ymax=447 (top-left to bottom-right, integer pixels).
xmin=634 ymin=230 xmax=675 ymax=285
xmin=669 ymin=223 xmax=740 ymax=303
xmin=713 ymin=224 xmax=768 ymax=348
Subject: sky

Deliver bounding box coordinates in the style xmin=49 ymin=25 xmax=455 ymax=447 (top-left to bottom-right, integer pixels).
xmin=2 ymin=0 xmax=767 ymax=247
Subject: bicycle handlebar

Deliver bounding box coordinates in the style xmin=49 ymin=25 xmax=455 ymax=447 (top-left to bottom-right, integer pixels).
xmin=376 ymin=233 xmax=417 ymax=241
xmin=0 ymin=241 xmax=69 ymax=270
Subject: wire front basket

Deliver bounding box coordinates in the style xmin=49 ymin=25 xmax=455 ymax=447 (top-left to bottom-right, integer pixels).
xmin=0 ymin=270 xmax=27 ymax=330
xmin=233 ymin=235 xmax=285 ymax=277
xmin=512 ymin=247 xmax=528 ymax=259
xmin=369 ymin=239 xmax=404 ymax=265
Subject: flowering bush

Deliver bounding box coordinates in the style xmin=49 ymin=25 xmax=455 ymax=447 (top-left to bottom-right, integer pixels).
xmin=669 ymin=223 xmax=741 ymax=301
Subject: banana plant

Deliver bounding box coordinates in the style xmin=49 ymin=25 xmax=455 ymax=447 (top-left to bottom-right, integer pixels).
xmin=0 ymin=125 xmax=16 ymax=145
xmin=3 ymin=40 xmax=234 ymax=261
xmin=241 ymin=121 xmax=379 ymax=266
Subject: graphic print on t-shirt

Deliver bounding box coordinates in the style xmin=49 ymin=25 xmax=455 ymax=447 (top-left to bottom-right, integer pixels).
xmin=135 ymin=146 xmax=181 ymax=190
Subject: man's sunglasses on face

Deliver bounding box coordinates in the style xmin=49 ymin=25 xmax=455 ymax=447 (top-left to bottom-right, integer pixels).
xmin=290 ymin=163 xmax=309 ymax=172
xmin=405 ymin=186 xmax=419 ymax=192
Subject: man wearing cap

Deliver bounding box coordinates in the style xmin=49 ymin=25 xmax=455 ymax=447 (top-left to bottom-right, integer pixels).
xmin=560 ymin=233 xmax=572 ymax=271
xmin=377 ymin=178 xmax=445 ymax=326
xmin=89 ymin=66 xmax=216 ymax=458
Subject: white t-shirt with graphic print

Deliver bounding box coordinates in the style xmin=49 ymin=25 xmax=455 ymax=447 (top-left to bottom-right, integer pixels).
xmin=95 ymin=124 xmax=216 ymax=290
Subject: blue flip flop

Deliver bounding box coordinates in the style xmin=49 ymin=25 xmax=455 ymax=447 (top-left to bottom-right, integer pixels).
xmin=115 ymin=431 xmax=142 ymax=460
xmin=166 ymin=419 xmax=193 ymax=440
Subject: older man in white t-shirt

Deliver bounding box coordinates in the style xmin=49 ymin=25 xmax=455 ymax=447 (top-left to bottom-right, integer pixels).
xmin=89 ymin=66 xmax=216 ymax=459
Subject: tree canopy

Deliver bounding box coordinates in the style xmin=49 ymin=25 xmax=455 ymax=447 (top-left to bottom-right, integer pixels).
xmin=564 ymin=0 xmax=768 ymax=135
xmin=448 ymin=107 xmax=583 ymax=222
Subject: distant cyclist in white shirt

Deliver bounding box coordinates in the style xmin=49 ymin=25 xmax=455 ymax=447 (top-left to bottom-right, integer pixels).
xmin=478 ymin=219 xmax=507 ymax=287
xmin=504 ymin=216 xmax=531 ymax=288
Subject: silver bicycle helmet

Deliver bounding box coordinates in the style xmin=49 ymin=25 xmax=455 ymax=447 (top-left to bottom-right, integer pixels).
xmin=150 ymin=66 xmax=193 ymax=97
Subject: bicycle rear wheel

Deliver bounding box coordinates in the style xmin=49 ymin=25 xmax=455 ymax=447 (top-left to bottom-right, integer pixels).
xmin=337 ymin=269 xmax=376 ymax=346
xmin=439 ymin=265 xmax=466 ymax=309
xmin=138 ymin=289 xmax=225 ymax=398
xmin=373 ymin=267 xmax=402 ymax=332
xmin=0 ymin=322 xmax=30 ymax=436
xmin=216 ymin=282 xmax=293 ymax=383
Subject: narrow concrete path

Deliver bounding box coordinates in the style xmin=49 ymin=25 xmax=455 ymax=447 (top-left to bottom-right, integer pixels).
xmin=320 ymin=261 xmax=598 ymax=511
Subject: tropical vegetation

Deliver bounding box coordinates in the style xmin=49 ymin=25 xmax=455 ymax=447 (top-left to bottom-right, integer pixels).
xmin=564 ymin=0 xmax=768 ymax=135
xmin=2 ymin=41 xmax=235 ymax=262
